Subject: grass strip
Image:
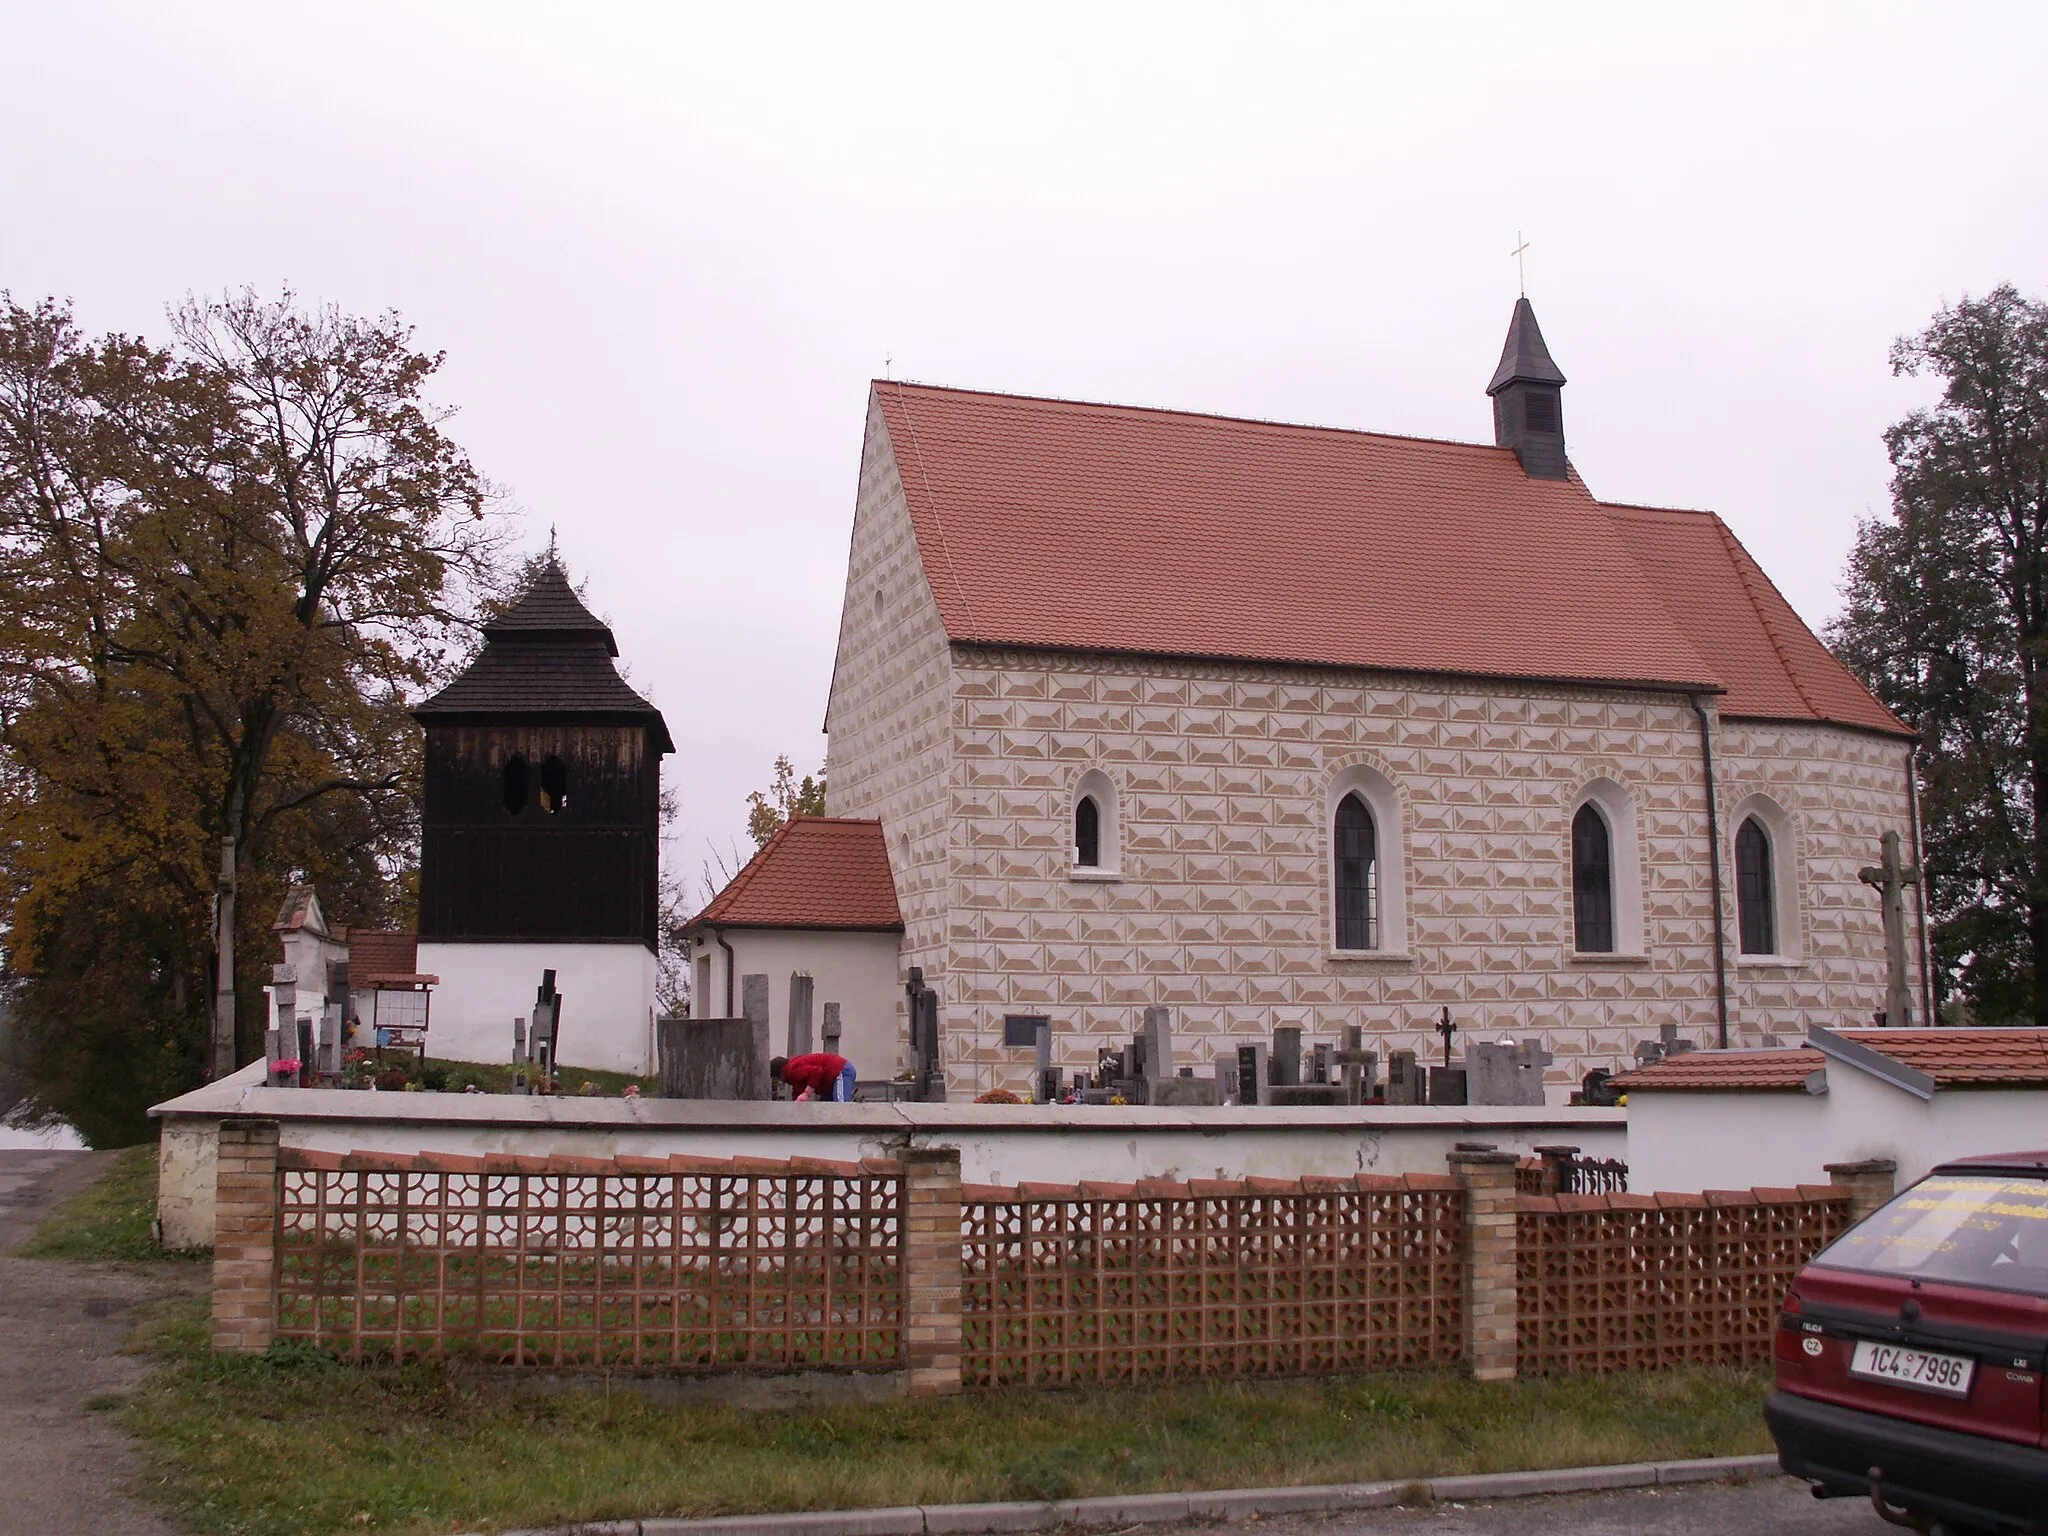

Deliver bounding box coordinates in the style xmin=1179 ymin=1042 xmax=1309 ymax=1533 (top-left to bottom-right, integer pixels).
xmin=16 ymin=1144 xmax=208 ymax=1262
xmin=121 ymin=1295 xmax=1772 ymax=1536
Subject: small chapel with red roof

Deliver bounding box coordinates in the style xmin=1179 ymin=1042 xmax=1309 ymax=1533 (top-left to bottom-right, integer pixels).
xmin=695 ymin=300 xmax=1924 ymax=1101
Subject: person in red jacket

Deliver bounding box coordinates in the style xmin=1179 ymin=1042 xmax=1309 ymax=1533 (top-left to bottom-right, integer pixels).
xmin=771 ymin=1052 xmax=857 ymax=1102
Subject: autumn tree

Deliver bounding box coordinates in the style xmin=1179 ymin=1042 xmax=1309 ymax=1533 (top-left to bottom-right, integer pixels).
xmin=744 ymin=755 xmax=827 ymax=848
xmin=0 ymin=291 xmax=504 ymax=1140
xmin=1830 ymin=284 xmax=2048 ymax=1024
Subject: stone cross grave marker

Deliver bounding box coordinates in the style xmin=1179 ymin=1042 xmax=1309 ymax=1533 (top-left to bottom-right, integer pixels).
xmin=1859 ymin=828 xmax=1921 ymax=1026
xmin=1333 ymin=1023 xmax=1378 ymax=1105
xmin=821 ymin=1002 xmax=842 ymax=1054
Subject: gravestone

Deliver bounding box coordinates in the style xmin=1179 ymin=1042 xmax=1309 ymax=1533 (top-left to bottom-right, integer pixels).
xmin=1151 ymin=1074 xmax=1219 ymax=1107
xmin=741 ymin=974 xmax=770 ymax=1030
xmin=296 ymin=1018 xmax=315 ymax=1077
xmin=1311 ymin=1042 xmax=1332 ymax=1084
xmin=1269 ymin=1083 xmax=1346 ymax=1107
xmin=1386 ymin=1049 xmax=1421 ymax=1106
xmin=1143 ymin=1007 xmax=1173 ymax=1082
xmin=1214 ymin=1057 xmax=1241 ymax=1104
xmin=906 ymin=968 xmax=945 ymax=1102
xmin=822 ymin=1002 xmax=842 ymax=1054
xmin=1271 ymin=1026 xmax=1303 ymax=1088
xmin=787 ymin=972 xmax=815 ymax=1056
xmin=1235 ymin=1043 xmax=1267 ymax=1106
xmin=1333 ymin=1025 xmax=1377 ymax=1105
xmin=657 ymin=1016 xmax=771 ymax=1099
xmin=318 ymin=1008 xmax=340 ymax=1074
xmin=1427 ymin=1065 xmax=1469 ymax=1105
xmin=513 ymin=1014 xmax=528 ymax=1063
xmin=531 ymin=970 xmax=564 ymax=1075
xmin=1034 ymin=1018 xmax=1056 ymax=1103
xmin=1467 ymin=1037 xmax=1554 ymax=1106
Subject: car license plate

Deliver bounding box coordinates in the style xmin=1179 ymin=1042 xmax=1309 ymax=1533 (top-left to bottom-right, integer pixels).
xmin=1848 ymin=1339 xmax=1975 ymax=1399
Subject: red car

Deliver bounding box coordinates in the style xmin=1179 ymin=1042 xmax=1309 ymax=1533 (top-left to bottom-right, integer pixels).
xmin=1768 ymin=1152 xmax=2048 ymax=1535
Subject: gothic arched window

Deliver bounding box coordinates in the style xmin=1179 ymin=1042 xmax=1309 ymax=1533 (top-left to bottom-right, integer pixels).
xmin=1334 ymin=792 xmax=1378 ymax=950
xmin=1075 ymin=795 xmax=1102 ymax=868
xmin=1572 ymin=802 xmax=1615 ymax=953
xmin=1737 ymin=816 xmax=1776 ymax=955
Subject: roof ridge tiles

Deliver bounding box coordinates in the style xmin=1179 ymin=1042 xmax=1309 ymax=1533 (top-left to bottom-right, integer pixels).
xmin=877 ymin=376 xmax=1526 ymax=459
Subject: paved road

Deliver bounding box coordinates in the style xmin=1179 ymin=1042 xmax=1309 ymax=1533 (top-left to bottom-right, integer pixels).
xmin=1255 ymin=1476 xmax=1883 ymax=1535
xmin=0 ymin=1149 xmax=207 ymax=1536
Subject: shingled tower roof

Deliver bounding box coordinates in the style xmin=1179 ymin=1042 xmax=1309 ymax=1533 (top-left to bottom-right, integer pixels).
xmin=1487 ymin=297 xmax=1567 ymax=393
xmin=413 ymin=563 xmax=674 ymax=752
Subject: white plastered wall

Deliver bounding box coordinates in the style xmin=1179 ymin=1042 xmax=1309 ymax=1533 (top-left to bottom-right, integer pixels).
xmin=416 ymin=941 xmax=656 ymax=1076
xmin=693 ymin=928 xmax=903 ymax=1077
xmin=1625 ymin=1070 xmax=2048 ymax=1193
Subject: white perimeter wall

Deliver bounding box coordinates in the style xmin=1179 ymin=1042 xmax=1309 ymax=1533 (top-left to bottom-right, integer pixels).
xmin=150 ymin=1084 xmax=1622 ymax=1246
xmin=1626 ymin=1070 xmax=2048 ymax=1192
xmin=697 ymin=929 xmax=902 ymax=1076
xmin=417 ymin=941 xmax=656 ymax=1077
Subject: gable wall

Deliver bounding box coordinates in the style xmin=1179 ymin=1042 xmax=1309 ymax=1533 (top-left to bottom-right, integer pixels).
xmin=938 ymin=649 xmax=1918 ymax=1099
xmin=821 ymin=398 xmax=956 ymax=1069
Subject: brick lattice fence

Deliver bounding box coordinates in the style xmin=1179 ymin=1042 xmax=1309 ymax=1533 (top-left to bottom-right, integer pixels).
xmin=959 ymin=1173 xmax=1466 ymax=1388
xmin=211 ymin=1125 xmax=1889 ymax=1390
xmin=271 ymin=1148 xmax=905 ymax=1369
xmin=1515 ymin=1185 xmax=1853 ymax=1374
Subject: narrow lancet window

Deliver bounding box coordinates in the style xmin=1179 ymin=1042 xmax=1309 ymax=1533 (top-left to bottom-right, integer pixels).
xmin=1334 ymin=793 xmax=1378 ymax=950
xmin=1737 ymin=816 xmax=1776 ymax=955
xmin=1572 ymin=803 xmax=1615 ymax=953
xmin=1075 ymin=795 xmax=1101 ymax=867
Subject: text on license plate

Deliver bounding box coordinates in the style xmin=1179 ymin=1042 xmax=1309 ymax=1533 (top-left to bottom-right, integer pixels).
xmin=1848 ymin=1340 xmax=1975 ymax=1398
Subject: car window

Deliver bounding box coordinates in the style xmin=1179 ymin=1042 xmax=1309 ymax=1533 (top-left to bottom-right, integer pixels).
xmin=1814 ymin=1173 xmax=2048 ymax=1293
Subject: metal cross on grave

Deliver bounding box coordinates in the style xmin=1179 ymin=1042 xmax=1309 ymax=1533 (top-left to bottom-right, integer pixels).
xmin=1858 ymin=829 xmax=1921 ymax=1027
xmin=1436 ymin=1005 xmax=1459 ymax=1068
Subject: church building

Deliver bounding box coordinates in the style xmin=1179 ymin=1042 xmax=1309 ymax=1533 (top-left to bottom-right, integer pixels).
xmin=777 ymin=299 xmax=1926 ymax=1099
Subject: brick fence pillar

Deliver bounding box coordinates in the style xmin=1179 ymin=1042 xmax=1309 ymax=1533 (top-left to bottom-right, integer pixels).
xmin=1449 ymin=1144 xmax=1521 ymax=1382
xmin=1825 ymin=1158 xmax=1898 ymax=1225
xmin=1533 ymin=1143 xmax=1580 ymax=1197
xmin=901 ymin=1146 xmax=963 ymax=1396
xmin=211 ymin=1118 xmax=280 ymax=1353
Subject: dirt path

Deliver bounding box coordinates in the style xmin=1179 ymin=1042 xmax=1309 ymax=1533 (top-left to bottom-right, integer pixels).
xmin=0 ymin=1149 xmax=208 ymax=1536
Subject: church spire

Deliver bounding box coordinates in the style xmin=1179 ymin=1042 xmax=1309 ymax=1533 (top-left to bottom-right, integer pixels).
xmin=1486 ymin=297 xmax=1568 ymax=480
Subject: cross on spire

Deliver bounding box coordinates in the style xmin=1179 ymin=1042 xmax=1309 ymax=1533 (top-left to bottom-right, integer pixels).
xmin=1511 ymin=231 xmax=1531 ymax=296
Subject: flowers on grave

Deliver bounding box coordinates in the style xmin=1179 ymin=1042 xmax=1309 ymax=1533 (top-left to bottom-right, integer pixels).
xmin=973 ymin=1088 xmax=1022 ymax=1104
xmin=271 ymin=1058 xmax=302 ymax=1082
xmin=621 ymin=1084 xmax=641 ymax=1100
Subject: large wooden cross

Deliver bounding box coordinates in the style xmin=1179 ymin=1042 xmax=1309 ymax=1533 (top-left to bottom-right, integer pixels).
xmin=1858 ymin=829 xmax=1921 ymax=1026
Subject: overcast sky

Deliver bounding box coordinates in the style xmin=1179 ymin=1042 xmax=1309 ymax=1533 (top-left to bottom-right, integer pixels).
xmin=5 ymin=0 xmax=2046 ymax=899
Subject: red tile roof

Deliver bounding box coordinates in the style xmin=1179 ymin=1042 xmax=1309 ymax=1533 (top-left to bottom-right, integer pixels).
xmin=349 ymin=931 xmax=436 ymax=987
xmin=689 ymin=817 xmax=903 ymax=932
xmin=1611 ymin=1048 xmax=1828 ymax=1094
xmin=871 ymin=382 xmax=1907 ymax=737
xmin=1604 ymin=505 xmax=1904 ymax=734
xmin=1834 ymin=1029 xmax=2048 ymax=1087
